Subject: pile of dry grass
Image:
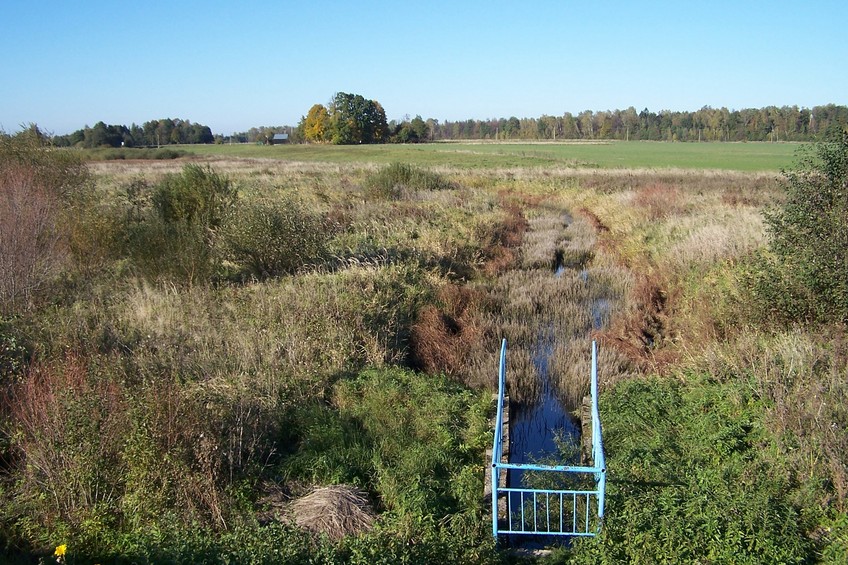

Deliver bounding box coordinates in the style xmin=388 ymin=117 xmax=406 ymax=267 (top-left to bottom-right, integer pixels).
xmin=290 ymin=485 xmax=375 ymax=541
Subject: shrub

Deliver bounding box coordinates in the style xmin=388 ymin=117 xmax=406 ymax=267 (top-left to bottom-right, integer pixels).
xmin=5 ymin=355 xmax=127 ymax=532
xmin=126 ymin=216 xmax=217 ymax=284
xmin=0 ymin=129 xmax=90 ymax=199
xmin=124 ymin=164 xmax=237 ymax=284
xmin=152 ymin=164 xmax=235 ymax=229
xmin=0 ymin=135 xmax=89 ymax=314
xmin=222 ymin=197 xmax=329 ymax=279
xmin=0 ymin=319 xmax=28 ymax=381
xmin=756 ymin=132 xmax=848 ymax=325
xmin=92 ymin=147 xmax=187 ymax=160
xmin=0 ymin=165 xmax=64 ymax=315
xmin=119 ymin=376 xmax=252 ymax=531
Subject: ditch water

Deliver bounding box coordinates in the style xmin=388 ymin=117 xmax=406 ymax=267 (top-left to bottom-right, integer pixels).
xmin=506 ymin=325 xmax=579 ymax=549
xmin=505 ymin=239 xmax=609 ymax=547
xmin=506 ymin=258 xmax=581 ymax=548
xmin=507 ymin=327 xmax=580 ymax=486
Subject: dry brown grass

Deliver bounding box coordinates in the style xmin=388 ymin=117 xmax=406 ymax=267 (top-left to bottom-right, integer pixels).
xmin=664 ymin=209 xmax=765 ymax=269
xmin=411 ymin=284 xmax=484 ymax=379
xmin=631 ymin=182 xmax=685 ymax=219
xmin=520 ymin=212 xmax=573 ymax=270
xmin=478 ymin=199 xmax=528 ymax=276
xmin=290 ymin=485 xmax=375 ymax=541
xmin=597 ymin=273 xmax=679 ymax=373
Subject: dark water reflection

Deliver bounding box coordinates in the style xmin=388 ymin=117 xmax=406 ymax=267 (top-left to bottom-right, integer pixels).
xmin=508 ymin=331 xmax=580 ymax=488
xmin=506 ymin=330 xmax=579 ymax=548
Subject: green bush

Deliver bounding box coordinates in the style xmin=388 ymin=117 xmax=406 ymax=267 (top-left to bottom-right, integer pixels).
xmin=756 ymin=132 xmax=848 ymax=325
xmin=364 ymin=163 xmax=455 ymax=200
xmin=222 ymin=197 xmax=329 ymax=279
xmin=152 ymin=164 xmax=235 ymax=229
xmin=123 ymin=165 xmax=236 ymax=283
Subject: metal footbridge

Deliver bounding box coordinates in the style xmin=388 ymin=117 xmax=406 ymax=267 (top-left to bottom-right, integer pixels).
xmin=490 ymin=339 xmax=606 ymax=539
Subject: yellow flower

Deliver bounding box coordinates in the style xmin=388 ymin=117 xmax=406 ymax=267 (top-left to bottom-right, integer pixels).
xmin=54 ymin=544 xmax=67 ymax=557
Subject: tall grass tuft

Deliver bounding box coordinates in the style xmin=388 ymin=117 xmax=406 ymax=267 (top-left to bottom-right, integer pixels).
xmin=363 ymin=163 xmax=455 ymax=200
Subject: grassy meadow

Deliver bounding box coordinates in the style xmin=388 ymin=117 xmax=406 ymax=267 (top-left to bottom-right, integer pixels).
xmin=1 ymin=137 xmax=846 ymax=563
xmin=167 ymin=139 xmax=802 ymax=172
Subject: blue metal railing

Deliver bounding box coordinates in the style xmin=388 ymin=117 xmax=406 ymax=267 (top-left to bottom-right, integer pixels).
xmin=491 ymin=339 xmax=606 ymax=539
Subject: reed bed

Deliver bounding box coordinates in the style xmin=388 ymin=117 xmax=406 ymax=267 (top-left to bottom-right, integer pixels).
xmin=460 ymin=197 xmax=633 ymax=410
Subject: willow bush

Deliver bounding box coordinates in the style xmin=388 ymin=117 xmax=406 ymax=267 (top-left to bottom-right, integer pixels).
xmin=754 ymin=132 xmax=848 ymax=324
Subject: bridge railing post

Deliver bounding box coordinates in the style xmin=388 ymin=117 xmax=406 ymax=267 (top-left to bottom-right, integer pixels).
xmin=492 ymin=338 xmax=507 ymax=539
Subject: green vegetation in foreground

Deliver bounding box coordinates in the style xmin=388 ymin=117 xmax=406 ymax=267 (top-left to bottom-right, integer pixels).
xmin=180 ymin=140 xmax=801 ymax=172
xmin=554 ymin=375 xmax=817 ymax=564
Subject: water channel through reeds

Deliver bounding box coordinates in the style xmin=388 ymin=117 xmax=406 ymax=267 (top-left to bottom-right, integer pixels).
xmin=496 ymin=206 xmax=631 ymax=546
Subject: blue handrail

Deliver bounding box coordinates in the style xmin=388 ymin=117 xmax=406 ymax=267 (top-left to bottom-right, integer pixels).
xmin=491 ymin=339 xmax=606 ymax=539
xmin=491 ymin=338 xmax=507 ymax=538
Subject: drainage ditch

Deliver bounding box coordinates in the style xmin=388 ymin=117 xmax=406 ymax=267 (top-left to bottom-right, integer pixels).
xmin=501 ymin=209 xmax=624 ymax=548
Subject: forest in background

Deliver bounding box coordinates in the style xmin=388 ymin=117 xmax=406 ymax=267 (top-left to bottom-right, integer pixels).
xmin=50 ymin=119 xmax=214 ymax=148
xmin=22 ymin=102 xmax=848 ymax=148
xmin=416 ymin=103 xmax=848 ymax=142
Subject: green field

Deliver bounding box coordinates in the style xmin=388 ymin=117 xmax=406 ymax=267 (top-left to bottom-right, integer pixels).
xmin=180 ymin=140 xmax=803 ymax=172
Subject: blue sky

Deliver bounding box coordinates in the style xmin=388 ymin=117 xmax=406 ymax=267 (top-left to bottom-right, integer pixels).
xmin=2 ymin=1 xmax=846 ymax=135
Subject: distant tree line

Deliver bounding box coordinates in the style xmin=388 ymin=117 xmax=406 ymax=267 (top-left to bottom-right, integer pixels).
xmin=293 ymin=101 xmax=847 ymax=145
xmin=53 ymin=118 xmax=214 ymax=148
xmin=405 ymin=104 xmax=848 ymax=143
xmin=23 ymin=102 xmax=848 ymax=149
xmin=225 ymin=126 xmax=293 ymax=145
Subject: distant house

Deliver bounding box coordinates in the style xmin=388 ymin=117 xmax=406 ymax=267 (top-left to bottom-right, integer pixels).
xmin=271 ymin=133 xmax=289 ymax=145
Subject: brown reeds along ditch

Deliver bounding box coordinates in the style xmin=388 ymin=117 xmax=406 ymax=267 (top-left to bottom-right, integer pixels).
xmin=1 ymin=135 xmax=846 ymax=562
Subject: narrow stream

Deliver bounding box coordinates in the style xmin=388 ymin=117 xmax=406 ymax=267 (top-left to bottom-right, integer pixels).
xmin=505 ymin=222 xmax=611 ymax=546
xmin=506 ymin=255 xmax=581 ymax=547
xmin=507 ymin=327 xmax=580 ymax=487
